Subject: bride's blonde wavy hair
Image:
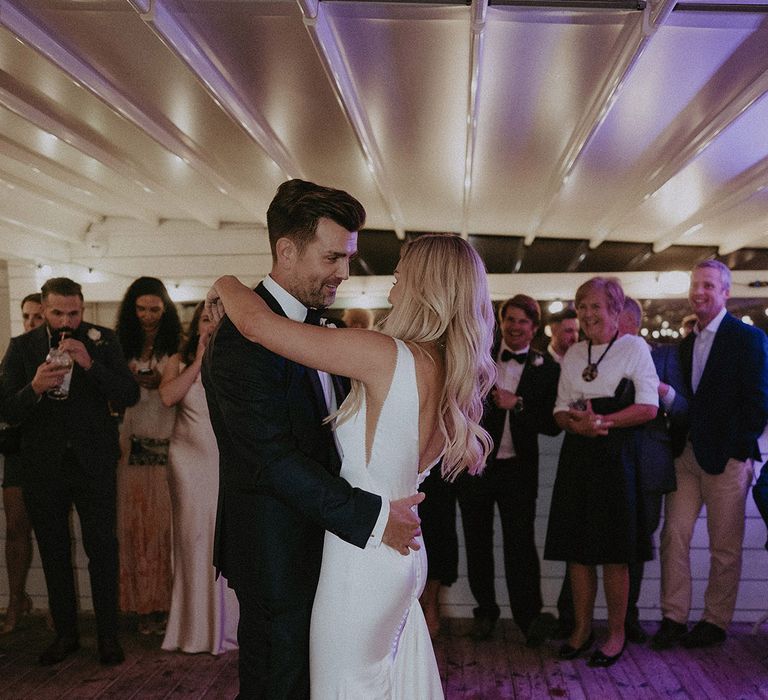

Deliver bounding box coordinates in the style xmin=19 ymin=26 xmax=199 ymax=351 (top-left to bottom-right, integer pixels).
xmin=335 ymin=234 xmax=496 ymax=480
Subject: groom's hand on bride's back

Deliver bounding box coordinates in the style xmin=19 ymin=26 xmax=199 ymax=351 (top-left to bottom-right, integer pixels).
xmin=383 ymin=492 xmax=426 ymax=555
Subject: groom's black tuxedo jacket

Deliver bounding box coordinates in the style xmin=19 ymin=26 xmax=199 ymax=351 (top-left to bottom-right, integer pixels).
xmin=202 ymin=283 xmax=381 ymax=602
xmin=0 ymin=322 xmax=139 ymax=483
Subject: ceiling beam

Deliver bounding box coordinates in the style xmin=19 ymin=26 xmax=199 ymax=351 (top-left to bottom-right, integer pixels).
xmin=74 ymin=254 xmax=274 ymax=280
xmin=297 ymin=0 xmax=406 ymax=239
xmin=0 ymin=168 xmax=102 ymax=222
xmin=523 ymin=0 xmax=676 ymax=246
xmin=129 ymin=0 xmax=302 ymax=183
xmin=653 ymin=156 xmax=768 ymax=253
xmin=0 ymin=134 xmax=160 ymax=226
xmin=0 ymin=213 xmax=81 ymax=244
xmin=0 ymin=67 xmax=221 ymax=229
xmin=717 ymin=216 xmax=768 ymax=255
xmin=594 ymin=37 xmax=768 ymax=246
xmin=460 ymin=0 xmax=489 ymax=239
xmin=1 ymin=0 xmax=263 ymax=221
xmin=0 ymin=225 xmax=70 ymax=260
xmin=564 ymin=240 xmax=591 ymax=272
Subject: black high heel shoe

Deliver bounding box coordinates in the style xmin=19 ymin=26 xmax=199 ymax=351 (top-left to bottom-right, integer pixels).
xmin=587 ymin=640 xmax=627 ymax=668
xmin=558 ymin=631 xmax=595 ymax=659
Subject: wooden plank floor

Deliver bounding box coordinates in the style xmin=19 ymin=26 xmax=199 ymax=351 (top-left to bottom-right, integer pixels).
xmin=1 ymin=613 xmax=766 ymax=699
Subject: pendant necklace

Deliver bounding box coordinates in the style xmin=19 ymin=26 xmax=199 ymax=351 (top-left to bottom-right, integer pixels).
xmin=582 ymin=331 xmax=618 ymax=382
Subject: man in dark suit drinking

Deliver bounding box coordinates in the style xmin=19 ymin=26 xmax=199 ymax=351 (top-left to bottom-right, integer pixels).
xmin=202 ymin=180 xmax=422 ymax=699
xmin=652 ymin=260 xmax=768 ymax=649
xmin=0 ymin=277 xmax=139 ymax=665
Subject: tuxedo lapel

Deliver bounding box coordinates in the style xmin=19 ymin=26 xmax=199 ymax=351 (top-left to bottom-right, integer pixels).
xmin=695 ymin=313 xmax=733 ymax=395
xmin=255 ymin=283 xmax=333 ymax=424
xmin=29 ymin=326 xmax=50 ymax=367
xmin=306 ymin=370 xmax=330 ymax=419
xmin=332 ymin=374 xmax=349 ymax=407
xmin=679 ymin=333 xmax=694 ymax=395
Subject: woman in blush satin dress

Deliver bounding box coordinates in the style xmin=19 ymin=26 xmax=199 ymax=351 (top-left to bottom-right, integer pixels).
xmin=208 ymin=234 xmax=496 ymax=699
xmin=160 ymin=301 xmax=239 ymax=655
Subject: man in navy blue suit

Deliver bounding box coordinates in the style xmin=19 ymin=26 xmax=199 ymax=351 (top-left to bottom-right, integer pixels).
xmin=652 ymin=260 xmax=768 ymax=649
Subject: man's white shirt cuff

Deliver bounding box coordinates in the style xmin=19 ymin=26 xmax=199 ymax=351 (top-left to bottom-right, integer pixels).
xmin=366 ymin=497 xmax=389 ymax=548
xmin=661 ymin=385 xmax=676 ymax=411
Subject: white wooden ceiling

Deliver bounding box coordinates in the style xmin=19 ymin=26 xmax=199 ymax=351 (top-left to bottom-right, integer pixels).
xmin=1 ymin=0 xmax=768 ymax=305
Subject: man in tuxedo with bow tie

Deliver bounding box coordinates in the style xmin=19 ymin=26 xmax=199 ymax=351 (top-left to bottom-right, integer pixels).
xmin=202 ymin=179 xmax=423 ymax=699
xmin=651 ymin=260 xmax=768 ymax=649
xmin=457 ymin=294 xmax=561 ymax=645
xmin=0 ymin=277 xmax=139 ymax=666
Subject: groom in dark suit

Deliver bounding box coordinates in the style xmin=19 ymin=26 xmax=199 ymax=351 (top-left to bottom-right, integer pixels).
xmin=202 ymin=180 xmax=423 ymax=699
xmin=652 ymin=260 xmax=768 ymax=649
xmin=0 ymin=277 xmax=139 ymax=665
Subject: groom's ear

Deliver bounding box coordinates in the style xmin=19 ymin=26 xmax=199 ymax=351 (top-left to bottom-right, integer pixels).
xmin=275 ymin=237 xmax=297 ymax=270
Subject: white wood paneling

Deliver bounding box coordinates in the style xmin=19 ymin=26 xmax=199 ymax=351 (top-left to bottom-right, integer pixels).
xmin=3 ymin=434 xmax=766 ymax=627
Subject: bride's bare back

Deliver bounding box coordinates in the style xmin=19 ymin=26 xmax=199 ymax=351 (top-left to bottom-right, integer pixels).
xmin=362 ymin=339 xmax=445 ymax=474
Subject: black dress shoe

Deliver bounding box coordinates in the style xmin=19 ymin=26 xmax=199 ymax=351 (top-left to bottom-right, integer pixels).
xmin=680 ymin=620 xmax=726 ymax=648
xmin=588 ymin=640 xmax=627 ymax=668
xmin=470 ymin=616 xmax=496 ymax=640
xmin=625 ymin=616 xmax=647 ymax=644
xmin=98 ymin=636 xmax=125 ymax=665
xmin=558 ymin=631 xmax=595 ymax=659
xmin=650 ymin=617 xmax=688 ymax=650
xmin=39 ymin=635 xmax=80 ymax=666
xmin=525 ymin=612 xmax=559 ymax=648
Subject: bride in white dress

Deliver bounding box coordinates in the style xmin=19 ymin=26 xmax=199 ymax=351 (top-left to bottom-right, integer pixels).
xmin=208 ymin=234 xmax=496 ymax=698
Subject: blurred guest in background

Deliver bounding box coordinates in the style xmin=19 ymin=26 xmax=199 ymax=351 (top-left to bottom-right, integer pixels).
xmin=159 ymin=301 xmax=239 ymax=655
xmin=341 ymin=307 xmax=374 ymax=329
xmin=545 ymin=277 xmax=657 ymax=668
xmin=115 ymin=277 xmax=181 ymax=636
xmin=417 ymin=465 xmax=458 ymax=639
xmin=1 ymin=293 xmax=44 ymax=633
xmin=547 ymin=308 xmax=579 ymax=364
xmin=680 ymin=314 xmax=697 ymax=338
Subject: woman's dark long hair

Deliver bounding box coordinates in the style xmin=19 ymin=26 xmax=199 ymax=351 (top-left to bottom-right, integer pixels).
xmin=180 ymin=301 xmax=205 ymax=366
xmin=115 ymin=277 xmax=181 ymax=360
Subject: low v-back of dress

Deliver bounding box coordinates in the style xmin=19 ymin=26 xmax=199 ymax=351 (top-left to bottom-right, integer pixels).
xmin=309 ymin=338 xmax=444 ymax=699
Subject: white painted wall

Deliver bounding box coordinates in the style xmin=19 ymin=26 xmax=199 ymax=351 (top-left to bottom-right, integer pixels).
xmin=2 ymin=434 xmax=766 ymax=626
xmin=440 ymin=433 xmax=768 ymax=625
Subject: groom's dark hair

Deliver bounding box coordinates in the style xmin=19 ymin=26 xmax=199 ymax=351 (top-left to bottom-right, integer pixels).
xmin=266 ymin=179 xmax=366 ymax=260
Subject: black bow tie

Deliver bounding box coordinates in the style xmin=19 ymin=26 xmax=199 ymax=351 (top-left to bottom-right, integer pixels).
xmin=304 ymin=309 xmax=324 ymax=326
xmin=501 ymin=350 xmax=528 ymax=364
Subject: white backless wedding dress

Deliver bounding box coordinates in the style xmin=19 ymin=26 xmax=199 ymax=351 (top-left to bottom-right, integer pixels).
xmin=310 ymin=339 xmax=444 ymax=699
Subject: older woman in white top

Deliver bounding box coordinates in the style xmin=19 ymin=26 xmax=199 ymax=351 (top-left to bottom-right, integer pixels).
xmin=544 ymin=277 xmax=658 ymax=668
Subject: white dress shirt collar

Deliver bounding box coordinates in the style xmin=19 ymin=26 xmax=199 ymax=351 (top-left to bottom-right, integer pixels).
xmin=262 ymin=275 xmax=310 ymax=323
xmin=695 ymin=306 xmax=727 ymax=336
xmin=498 ymin=341 xmax=530 ymax=361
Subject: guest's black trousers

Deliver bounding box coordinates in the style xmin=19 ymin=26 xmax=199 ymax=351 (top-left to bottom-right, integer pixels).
xmin=457 ymin=457 xmax=542 ymax=633
xmin=23 ymin=448 xmax=119 ymax=639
